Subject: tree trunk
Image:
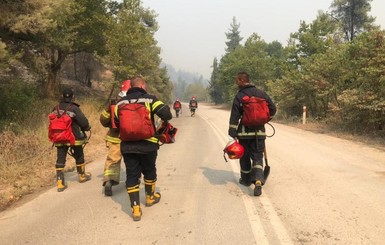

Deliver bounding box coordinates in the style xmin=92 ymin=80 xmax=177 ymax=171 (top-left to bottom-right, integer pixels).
xmin=350 ymin=0 xmax=355 ymax=41
xmin=45 ymin=68 xmax=59 ymax=98
xmin=74 ymin=53 xmax=78 ymax=81
xmin=42 ymin=48 xmax=68 ymax=99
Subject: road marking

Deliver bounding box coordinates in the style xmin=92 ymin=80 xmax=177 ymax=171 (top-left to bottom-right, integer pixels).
xmin=259 ymin=195 xmax=294 ymax=244
xmin=201 ymin=114 xmax=293 ymax=245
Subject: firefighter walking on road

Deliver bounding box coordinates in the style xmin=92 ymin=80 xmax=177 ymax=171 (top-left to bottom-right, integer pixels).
xmin=52 ymin=88 xmax=92 ymax=192
xmin=189 ymin=96 xmax=198 ymax=116
xmin=173 ymin=98 xmax=182 ymax=118
xmin=115 ymin=76 xmax=172 ymax=221
xmin=228 ymin=71 xmax=276 ymax=196
xmin=99 ymin=80 xmax=130 ymax=196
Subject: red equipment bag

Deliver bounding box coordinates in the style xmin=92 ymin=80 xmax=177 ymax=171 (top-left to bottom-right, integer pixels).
xmin=174 ymin=102 xmax=181 ymax=109
xmin=241 ymin=95 xmax=270 ymax=128
xmin=118 ymin=102 xmax=155 ymax=141
xmin=156 ymin=121 xmax=178 ymax=144
xmin=48 ymin=105 xmax=75 ymax=145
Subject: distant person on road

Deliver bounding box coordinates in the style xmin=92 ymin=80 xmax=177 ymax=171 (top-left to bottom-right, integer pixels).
xmin=99 ymin=80 xmax=130 ymax=196
xmin=115 ymin=75 xmax=172 ymax=221
xmin=189 ymin=96 xmax=198 ymax=116
xmin=173 ymin=98 xmax=182 ymax=118
xmin=52 ymin=88 xmax=92 ymax=192
xmin=228 ymin=71 xmax=276 ymax=196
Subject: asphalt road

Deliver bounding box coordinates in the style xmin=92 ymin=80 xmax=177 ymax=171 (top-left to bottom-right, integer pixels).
xmin=1 ymin=103 xmax=385 ymax=244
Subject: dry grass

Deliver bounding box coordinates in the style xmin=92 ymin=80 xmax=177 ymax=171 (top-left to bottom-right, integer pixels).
xmin=0 ymin=98 xmax=108 ymax=211
xmin=283 ymin=120 xmax=385 ymax=150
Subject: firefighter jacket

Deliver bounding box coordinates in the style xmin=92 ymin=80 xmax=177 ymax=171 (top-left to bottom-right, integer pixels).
xmin=228 ymin=84 xmax=277 ymax=140
xmin=54 ymin=101 xmax=91 ymax=146
xmin=115 ymin=87 xmax=172 ymax=153
xmin=100 ymin=105 xmax=121 ymax=144
xmin=173 ymin=101 xmax=182 ymax=110
xmin=189 ymin=99 xmax=198 ymax=108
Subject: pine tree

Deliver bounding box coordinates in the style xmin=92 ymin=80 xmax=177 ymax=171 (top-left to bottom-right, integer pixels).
xmin=330 ymin=0 xmax=375 ymax=41
xmin=225 ymin=17 xmax=243 ymax=53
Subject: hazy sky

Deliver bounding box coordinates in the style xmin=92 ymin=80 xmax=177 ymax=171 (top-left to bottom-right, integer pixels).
xmin=141 ymin=0 xmax=385 ymax=79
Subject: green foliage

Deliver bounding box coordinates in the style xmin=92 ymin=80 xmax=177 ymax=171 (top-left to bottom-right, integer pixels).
xmin=1 ymin=0 xmax=171 ymax=104
xmin=268 ymin=71 xmax=308 ymax=117
xmin=0 ymin=0 xmax=112 ymax=97
xmin=330 ymin=0 xmax=375 ymax=41
xmin=184 ymin=81 xmax=209 ymax=102
xmin=338 ymin=30 xmax=385 ymax=131
xmin=289 ymin=11 xmax=340 ymax=63
xmin=0 ymin=80 xmax=39 ymax=132
xmin=0 ymin=41 xmax=10 ymax=72
xmin=104 ymin=0 xmax=172 ymax=103
xmin=214 ymin=33 xmax=278 ymax=104
xmin=225 ymin=17 xmax=243 ymax=53
xmin=145 ymin=66 xmax=173 ymax=104
xmin=208 ymin=57 xmax=225 ymax=104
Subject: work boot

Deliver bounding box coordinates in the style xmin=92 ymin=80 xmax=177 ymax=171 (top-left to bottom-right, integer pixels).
xmin=128 ymin=184 xmax=142 ymax=221
xmin=78 ymin=172 xmax=92 ymax=183
xmin=132 ymin=205 xmax=142 ymax=221
xmin=144 ymin=179 xmax=161 ymax=207
xmin=252 ymin=161 xmax=264 ymax=186
xmin=239 ymin=178 xmax=251 ymax=187
xmin=56 ymin=167 xmax=67 ymax=192
xmin=254 ymin=180 xmax=262 ymax=196
xmin=104 ymin=180 xmax=113 ymax=196
xmin=76 ymin=163 xmax=92 ymax=183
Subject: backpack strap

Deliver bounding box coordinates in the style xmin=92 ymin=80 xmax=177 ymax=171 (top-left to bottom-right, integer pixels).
xmin=238 ymin=85 xmax=256 ymax=98
xmin=56 ymin=104 xmax=73 ymax=118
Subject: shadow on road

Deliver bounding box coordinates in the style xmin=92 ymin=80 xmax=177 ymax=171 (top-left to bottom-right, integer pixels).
xmin=200 ymin=166 xmax=238 ymax=186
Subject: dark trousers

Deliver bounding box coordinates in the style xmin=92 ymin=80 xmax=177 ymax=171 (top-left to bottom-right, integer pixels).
xmin=238 ymin=138 xmax=265 ymax=183
xmin=122 ymin=151 xmax=158 ymax=188
xmin=56 ymin=145 xmax=84 ymax=168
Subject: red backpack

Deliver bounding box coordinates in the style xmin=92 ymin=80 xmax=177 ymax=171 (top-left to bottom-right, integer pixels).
xmin=48 ymin=105 xmax=75 ymax=145
xmin=241 ymin=95 xmax=270 ymax=128
xmin=156 ymin=121 xmax=178 ymax=144
xmin=174 ymin=102 xmax=181 ymax=109
xmin=118 ymin=101 xmax=155 ymax=141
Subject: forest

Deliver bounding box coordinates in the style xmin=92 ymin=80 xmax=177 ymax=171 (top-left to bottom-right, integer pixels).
xmin=1 ymin=0 xmax=172 ymax=128
xmin=209 ymin=0 xmax=384 ymax=136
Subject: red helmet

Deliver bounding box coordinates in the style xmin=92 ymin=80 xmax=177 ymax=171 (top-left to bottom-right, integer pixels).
xmin=119 ymin=80 xmax=131 ymax=97
xmin=223 ymin=140 xmax=244 ymax=161
xmin=121 ymin=80 xmax=131 ymax=92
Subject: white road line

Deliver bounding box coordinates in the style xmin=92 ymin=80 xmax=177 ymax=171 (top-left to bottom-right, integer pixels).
xmin=200 ymin=114 xmax=293 ymax=245
xmin=259 ymin=195 xmax=294 ymax=244
xmin=201 ymin=114 xmax=269 ymax=244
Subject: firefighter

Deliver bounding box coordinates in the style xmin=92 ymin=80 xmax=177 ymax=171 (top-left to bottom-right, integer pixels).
xmin=99 ymin=80 xmax=130 ymax=196
xmin=172 ymin=98 xmax=182 ymax=117
xmin=228 ymin=71 xmax=276 ymax=196
xmin=115 ymin=75 xmax=172 ymax=221
xmin=189 ymin=96 xmax=198 ymax=116
xmin=54 ymin=88 xmax=92 ymax=192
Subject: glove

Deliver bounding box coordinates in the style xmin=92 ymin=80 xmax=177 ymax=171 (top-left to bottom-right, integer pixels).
xmin=228 ymin=128 xmax=237 ymax=138
xmin=226 ymin=136 xmax=236 ymax=147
